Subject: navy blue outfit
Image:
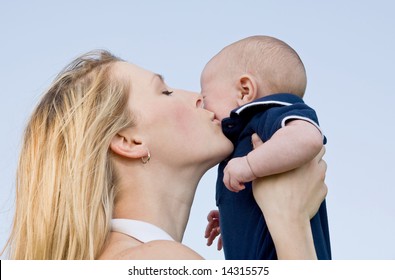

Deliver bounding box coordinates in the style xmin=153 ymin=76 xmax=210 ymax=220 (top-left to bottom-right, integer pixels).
xmin=217 ymin=93 xmax=331 ymax=260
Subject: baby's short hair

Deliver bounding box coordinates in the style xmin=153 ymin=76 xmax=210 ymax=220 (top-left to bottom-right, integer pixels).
xmin=219 ymin=35 xmax=307 ymax=97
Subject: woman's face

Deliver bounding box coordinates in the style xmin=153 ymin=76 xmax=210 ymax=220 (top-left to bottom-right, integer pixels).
xmin=115 ymin=62 xmax=233 ymax=169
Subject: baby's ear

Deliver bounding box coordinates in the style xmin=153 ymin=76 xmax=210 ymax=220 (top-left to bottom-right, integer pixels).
xmin=237 ymin=74 xmax=258 ymax=106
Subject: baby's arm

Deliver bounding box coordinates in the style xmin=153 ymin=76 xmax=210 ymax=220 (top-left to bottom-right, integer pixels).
xmin=223 ymin=120 xmax=323 ymax=192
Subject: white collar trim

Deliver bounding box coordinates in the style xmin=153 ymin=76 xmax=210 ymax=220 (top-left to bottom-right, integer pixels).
xmin=235 ymin=100 xmax=292 ymax=115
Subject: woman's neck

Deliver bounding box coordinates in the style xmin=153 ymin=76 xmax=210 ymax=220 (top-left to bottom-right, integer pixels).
xmin=113 ymin=163 xmax=205 ymax=242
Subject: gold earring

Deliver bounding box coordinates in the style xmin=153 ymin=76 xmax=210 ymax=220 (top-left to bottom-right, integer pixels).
xmin=141 ymin=151 xmax=151 ymax=164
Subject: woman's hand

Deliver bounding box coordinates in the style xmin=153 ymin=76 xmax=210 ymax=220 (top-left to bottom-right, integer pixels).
xmin=251 ymin=134 xmax=327 ymax=259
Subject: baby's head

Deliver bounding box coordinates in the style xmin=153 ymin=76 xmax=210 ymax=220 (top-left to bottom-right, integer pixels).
xmin=201 ymin=35 xmax=307 ymax=121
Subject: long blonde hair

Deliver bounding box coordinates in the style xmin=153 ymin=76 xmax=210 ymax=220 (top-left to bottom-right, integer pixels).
xmin=3 ymin=50 xmax=134 ymax=259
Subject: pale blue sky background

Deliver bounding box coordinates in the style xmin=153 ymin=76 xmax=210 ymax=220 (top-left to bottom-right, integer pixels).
xmin=1 ymin=0 xmax=394 ymax=259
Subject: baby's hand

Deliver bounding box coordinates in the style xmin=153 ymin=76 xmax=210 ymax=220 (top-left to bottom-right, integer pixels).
xmin=204 ymin=210 xmax=222 ymax=250
xmin=223 ymin=156 xmax=256 ymax=192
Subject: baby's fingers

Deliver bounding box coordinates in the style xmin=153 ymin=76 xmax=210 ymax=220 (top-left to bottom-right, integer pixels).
xmin=217 ymin=236 xmax=223 ymax=251
xmin=207 ymin=227 xmax=220 ymax=246
xmin=251 ymin=133 xmax=264 ymax=149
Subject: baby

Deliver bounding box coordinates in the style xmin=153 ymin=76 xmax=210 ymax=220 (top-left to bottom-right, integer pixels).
xmin=201 ymin=35 xmax=331 ymax=259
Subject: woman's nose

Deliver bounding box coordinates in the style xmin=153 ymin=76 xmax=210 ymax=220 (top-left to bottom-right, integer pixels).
xmin=195 ymin=94 xmax=204 ymax=108
xmin=180 ymin=90 xmax=204 ymax=108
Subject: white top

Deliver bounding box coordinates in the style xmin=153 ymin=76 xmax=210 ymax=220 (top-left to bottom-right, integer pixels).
xmin=111 ymin=218 xmax=174 ymax=243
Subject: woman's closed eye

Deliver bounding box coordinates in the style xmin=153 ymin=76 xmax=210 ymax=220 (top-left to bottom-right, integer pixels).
xmin=162 ymin=90 xmax=173 ymax=96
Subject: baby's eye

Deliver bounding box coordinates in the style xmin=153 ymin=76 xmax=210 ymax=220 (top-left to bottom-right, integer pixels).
xmin=162 ymin=90 xmax=173 ymax=96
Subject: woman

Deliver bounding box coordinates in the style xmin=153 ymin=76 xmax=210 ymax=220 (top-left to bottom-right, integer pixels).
xmin=2 ymin=50 xmax=327 ymax=259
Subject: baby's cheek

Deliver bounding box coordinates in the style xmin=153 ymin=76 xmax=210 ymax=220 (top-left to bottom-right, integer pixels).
xmin=203 ymin=101 xmax=216 ymax=114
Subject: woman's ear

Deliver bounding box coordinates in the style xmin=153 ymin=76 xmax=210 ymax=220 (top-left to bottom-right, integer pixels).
xmin=110 ymin=129 xmax=149 ymax=160
xmin=237 ymin=74 xmax=258 ymax=106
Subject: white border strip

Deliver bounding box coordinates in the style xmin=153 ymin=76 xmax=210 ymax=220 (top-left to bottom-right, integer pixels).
xmin=112 ymin=218 xmax=174 ymax=243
